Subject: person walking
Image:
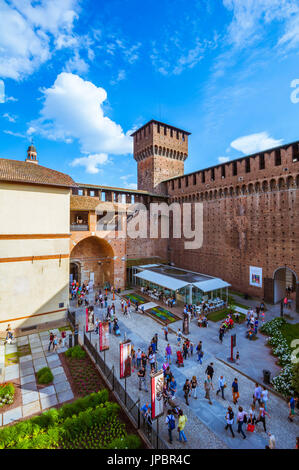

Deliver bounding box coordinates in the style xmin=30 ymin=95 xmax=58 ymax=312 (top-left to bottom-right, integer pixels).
xmin=136 ymin=348 xmax=142 ymax=369
xmin=165 ymin=344 xmax=172 ymax=364
xmin=216 ymin=375 xmax=226 ymax=400
xmin=169 ymin=376 xmax=177 ymax=399
xmin=191 ymin=376 xmax=198 ymax=399
xmin=182 ymin=341 xmax=188 ymax=360
xmin=178 ymin=410 xmax=187 ymax=443
xmin=165 ymin=409 xmax=176 ymax=444
xmin=53 ymin=335 xmax=58 ymax=353
xmin=205 ymin=362 xmax=214 ymax=382
xmin=256 ymin=404 xmax=270 ymax=432
xmin=267 ymin=432 xmax=276 ymax=449
xmin=225 ymin=406 xmax=235 ymax=438
xmin=219 ymin=325 xmax=225 ymax=343
xmin=232 ymin=378 xmax=239 ymax=405
xmin=253 ymin=383 xmax=262 ymax=408
xmin=248 ymin=404 xmax=257 ymax=426
xmin=261 ymin=386 xmax=269 ymax=411
xmin=204 ymin=375 xmax=213 ymax=405
xmin=48 ymin=331 xmax=54 ymax=352
xmin=183 ymin=379 xmax=191 ymax=406
xmin=237 ymin=406 xmax=247 ymax=439
xmin=288 ymin=396 xmax=297 ymax=422
xmin=177 ymin=329 xmax=182 ymax=347
xmin=163 ymin=324 xmax=169 ymax=341
xmin=196 ymin=341 xmax=203 ymax=364
xmin=137 ymin=366 xmax=148 ymax=392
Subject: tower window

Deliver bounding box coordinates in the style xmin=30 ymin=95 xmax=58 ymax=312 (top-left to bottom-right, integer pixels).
xmin=178 ymin=179 xmax=181 ymax=188
xmin=259 ymin=153 xmax=265 ymax=170
xmin=221 ymin=165 xmax=226 ymax=178
xmin=245 ymin=158 xmax=250 ymax=173
xmin=90 ymin=190 xmax=95 ymax=197
xmin=157 ymin=124 xmax=160 ymax=133
xmin=201 ymin=171 xmax=205 ymax=183
xmin=182 ymin=133 xmax=185 ymax=142
xmin=171 ymin=180 xmax=174 ymax=190
xmin=101 ymin=192 xmax=106 ymax=201
xmin=185 ymin=176 xmax=189 ymax=187
xmin=170 ymin=129 xmax=173 ymax=137
xmin=78 ymin=189 xmax=83 ymax=196
xmin=275 ymin=149 xmax=281 ymax=166
xmin=193 ymin=173 xmax=196 ymax=185
xmin=176 ymin=131 xmax=179 ymax=139
xmin=211 ymin=168 xmax=215 ymax=180
xmin=292 ymin=144 xmax=299 ymax=162
xmin=164 ymin=126 xmax=167 ymax=135
xmin=233 ymin=161 xmax=237 ymax=176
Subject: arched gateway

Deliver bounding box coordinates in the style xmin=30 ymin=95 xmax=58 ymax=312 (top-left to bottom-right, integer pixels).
xmin=70 ymin=236 xmax=114 ymax=288
xmin=273 ymin=266 xmax=298 ymax=304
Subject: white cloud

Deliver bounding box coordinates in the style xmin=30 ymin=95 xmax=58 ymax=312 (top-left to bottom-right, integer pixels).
xmin=120 ymin=174 xmax=137 ymax=190
xmin=3 ymin=129 xmax=26 ymax=138
xmin=110 ymin=69 xmax=126 ymax=85
xmin=230 ymin=132 xmax=283 ymax=154
xmin=5 ymin=96 xmax=18 ymax=102
xmin=71 ymin=153 xmax=108 ymax=174
xmin=223 ymin=0 xmax=299 ymax=50
xmin=28 ymin=73 xmax=133 ymax=166
xmin=3 ymin=112 xmax=17 ymax=122
xmin=0 ymin=0 xmax=79 ymax=80
xmin=218 ymin=156 xmax=230 ymax=163
xmin=64 ymin=51 xmax=89 ymax=74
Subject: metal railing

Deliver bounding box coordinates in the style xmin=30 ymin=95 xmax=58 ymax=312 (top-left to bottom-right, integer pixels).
xmin=83 ymin=332 xmax=168 ymax=450
xmin=67 ymin=309 xmax=76 ymax=330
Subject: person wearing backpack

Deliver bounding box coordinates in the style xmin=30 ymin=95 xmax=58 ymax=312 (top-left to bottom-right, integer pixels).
xmin=225 ymin=406 xmax=235 ymax=438
xmin=196 ymin=341 xmax=203 ymax=364
xmin=165 ymin=409 xmax=176 ymax=443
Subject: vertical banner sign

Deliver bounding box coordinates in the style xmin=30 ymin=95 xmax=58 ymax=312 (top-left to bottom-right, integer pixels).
xmin=99 ymin=322 xmax=109 ymax=352
xmin=120 ymin=341 xmax=131 ymax=378
xmin=86 ymin=307 xmax=95 ymax=332
xmin=249 ymin=266 xmax=263 ymax=288
xmin=85 ymin=307 xmax=89 ymax=333
xmin=151 ymin=369 xmax=164 ymax=420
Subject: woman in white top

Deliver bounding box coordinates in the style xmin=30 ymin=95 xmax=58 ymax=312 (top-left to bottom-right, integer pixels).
xmin=237 ymin=406 xmax=247 ymax=439
xmin=261 ymin=386 xmax=269 ymax=411
xmin=249 ymin=404 xmax=257 ymax=425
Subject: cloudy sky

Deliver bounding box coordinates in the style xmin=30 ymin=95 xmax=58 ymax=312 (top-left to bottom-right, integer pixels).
xmin=1 ymin=0 xmax=299 ymax=188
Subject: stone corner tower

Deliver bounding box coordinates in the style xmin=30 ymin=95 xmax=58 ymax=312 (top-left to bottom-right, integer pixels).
xmin=132 ymin=119 xmax=190 ymax=194
xmin=25 ymin=143 xmax=38 ymax=164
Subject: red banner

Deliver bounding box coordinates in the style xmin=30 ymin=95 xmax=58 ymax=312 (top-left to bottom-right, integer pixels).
xmin=120 ymin=341 xmax=131 ymax=379
xmin=151 ymin=370 xmax=164 ymax=420
xmin=99 ymin=322 xmax=109 ymax=352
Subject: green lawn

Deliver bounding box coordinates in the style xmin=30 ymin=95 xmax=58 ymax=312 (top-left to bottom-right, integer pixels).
xmin=207 ymin=307 xmax=246 ymax=323
xmin=280 ymin=322 xmax=299 ymax=347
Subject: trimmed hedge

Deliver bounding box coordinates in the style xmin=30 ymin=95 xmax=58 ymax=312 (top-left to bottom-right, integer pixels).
xmin=36 ymin=367 xmax=54 ymax=385
xmin=65 ymin=345 xmax=86 ymax=359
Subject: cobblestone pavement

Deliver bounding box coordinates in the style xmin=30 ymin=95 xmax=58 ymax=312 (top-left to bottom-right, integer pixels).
xmin=72 ymin=290 xmax=299 ymax=450
xmin=0 ymin=328 xmax=74 ymax=427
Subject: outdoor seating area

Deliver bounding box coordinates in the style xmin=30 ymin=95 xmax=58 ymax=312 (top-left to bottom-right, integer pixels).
xmin=194 ymin=298 xmax=225 ymax=315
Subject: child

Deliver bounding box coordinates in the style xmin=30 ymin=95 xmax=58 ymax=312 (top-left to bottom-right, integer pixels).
xmin=236 ymin=350 xmax=240 ymax=364
xmin=260 ymin=311 xmax=265 ymax=323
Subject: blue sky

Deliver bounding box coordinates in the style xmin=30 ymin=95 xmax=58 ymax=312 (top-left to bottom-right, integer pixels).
xmin=1 ymin=0 xmax=299 ymax=189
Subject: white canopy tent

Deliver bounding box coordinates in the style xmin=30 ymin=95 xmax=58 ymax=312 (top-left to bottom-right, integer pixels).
xmin=193 ymin=278 xmax=231 ymax=292
xmin=134 ymin=270 xmax=190 ymax=291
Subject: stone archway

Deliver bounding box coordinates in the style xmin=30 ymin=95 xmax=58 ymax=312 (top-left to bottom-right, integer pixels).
xmin=273 ymin=266 xmax=298 ymax=304
xmin=70 ymin=260 xmax=82 ymax=285
xmin=70 ymin=236 xmax=114 ymax=288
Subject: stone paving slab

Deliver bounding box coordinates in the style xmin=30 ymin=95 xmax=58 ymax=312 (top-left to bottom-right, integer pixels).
xmin=33 ymin=359 xmax=47 ymax=371
xmin=5 ymin=344 xmax=18 ymax=354
xmin=20 ymin=366 xmax=35 ymax=377
xmin=20 ymin=374 xmax=35 ymax=385
xmin=3 ymin=407 xmax=22 ymax=425
xmin=22 ymin=400 xmax=41 ymax=418
xmin=21 ymin=382 xmax=38 ymax=394
xmin=39 ymin=385 xmax=56 ymax=399
xmin=5 ymin=365 xmax=19 ymax=381
xmin=46 ymin=360 xmax=61 ymax=370
xmin=31 ymin=347 xmax=43 ymax=354
xmin=53 ymin=373 xmax=67 ymax=385
xmin=17 ymin=337 xmax=29 ymax=346
xmin=19 ymin=355 xmax=33 ymax=364
xmin=50 ymin=366 xmax=64 ymax=376
xmin=22 ymin=391 xmax=39 ymax=405
xmin=47 ymin=354 xmax=60 ymax=363
xmin=54 ymin=380 xmax=71 ymax=394
xmin=31 ymin=352 xmax=45 ymax=360
xmin=41 ymin=394 xmax=58 ymax=410
xmin=57 ymin=390 xmax=74 ymax=404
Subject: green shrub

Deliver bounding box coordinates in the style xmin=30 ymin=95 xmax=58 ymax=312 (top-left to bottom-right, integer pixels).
xmin=36 ymin=367 xmax=54 ymax=384
xmin=107 ymin=434 xmax=142 ymax=449
xmin=59 ymin=390 xmax=108 ymax=419
xmin=0 ymin=382 xmax=15 ymax=407
xmin=65 ymin=345 xmax=86 ymax=359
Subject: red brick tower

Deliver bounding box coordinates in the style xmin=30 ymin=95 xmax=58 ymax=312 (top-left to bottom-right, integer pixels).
xmin=132 ymin=120 xmax=190 ymax=194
